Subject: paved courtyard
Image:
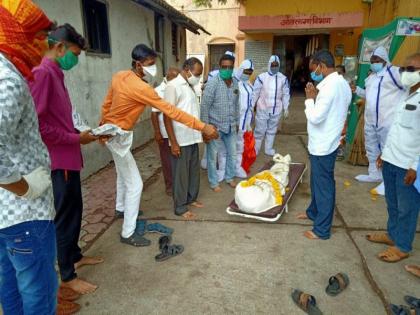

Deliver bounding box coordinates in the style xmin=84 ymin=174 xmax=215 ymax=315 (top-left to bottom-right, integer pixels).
xmin=69 ymin=97 xmax=420 ymax=314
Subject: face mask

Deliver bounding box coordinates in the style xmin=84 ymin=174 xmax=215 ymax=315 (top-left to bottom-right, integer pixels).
xmin=240 ymin=74 xmax=250 ymax=82
xmin=57 ymin=50 xmax=79 ymax=71
xmin=401 ymin=71 xmax=420 ymax=89
xmin=187 ymin=71 xmax=200 ymax=86
xmin=142 ymin=64 xmax=157 ymax=83
xmin=219 ymin=69 xmax=233 ymax=80
xmin=270 ymin=67 xmax=280 ymax=75
xmin=370 ymin=62 xmax=384 ymax=73
xmin=310 ymin=65 xmax=324 ymax=82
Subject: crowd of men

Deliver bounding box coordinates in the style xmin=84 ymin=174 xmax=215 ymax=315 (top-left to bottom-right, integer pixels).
xmin=0 ymin=0 xmax=419 ymax=314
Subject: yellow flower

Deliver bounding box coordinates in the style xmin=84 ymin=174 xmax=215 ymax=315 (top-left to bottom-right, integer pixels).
xmin=241 ymin=171 xmax=283 ymax=205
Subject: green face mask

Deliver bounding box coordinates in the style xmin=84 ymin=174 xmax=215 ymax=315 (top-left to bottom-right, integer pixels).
xmin=219 ymin=69 xmax=233 ymax=80
xmin=57 ymin=50 xmax=79 ymax=71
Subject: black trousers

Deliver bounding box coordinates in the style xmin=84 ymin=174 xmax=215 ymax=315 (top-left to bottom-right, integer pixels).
xmin=51 ymin=170 xmax=83 ymax=282
xmin=170 ymin=144 xmax=200 ymax=215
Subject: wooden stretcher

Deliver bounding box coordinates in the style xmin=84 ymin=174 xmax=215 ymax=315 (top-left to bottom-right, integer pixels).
xmin=226 ymin=162 xmax=307 ymax=222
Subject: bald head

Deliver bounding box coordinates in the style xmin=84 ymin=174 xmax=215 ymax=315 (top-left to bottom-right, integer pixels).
xmin=166 ymin=67 xmax=180 ymax=81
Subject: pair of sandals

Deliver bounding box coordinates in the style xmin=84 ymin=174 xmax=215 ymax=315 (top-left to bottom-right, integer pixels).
xmin=390 ymin=296 xmax=420 ymax=315
xmin=292 ymin=273 xmax=350 ymax=315
xmin=155 ymin=236 xmax=184 ymax=262
xmin=366 ymin=233 xmax=409 ymax=263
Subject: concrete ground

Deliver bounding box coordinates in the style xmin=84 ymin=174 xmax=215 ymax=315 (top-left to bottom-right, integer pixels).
xmin=75 ymin=96 xmax=419 ymax=314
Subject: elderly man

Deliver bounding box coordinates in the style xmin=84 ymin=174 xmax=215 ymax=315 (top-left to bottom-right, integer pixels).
xmin=201 ymin=53 xmax=239 ymax=192
xmin=100 ymin=44 xmax=218 ymax=246
xmin=297 ymin=50 xmax=352 ymax=240
xmin=0 ymin=1 xmax=58 ymax=314
xmin=353 ymin=46 xmax=407 ymax=196
xmin=252 ymin=55 xmax=290 ymax=156
xmin=366 ymin=53 xmax=420 ymax=263
xmin=164 ymin=57 xmax=204 ymax=220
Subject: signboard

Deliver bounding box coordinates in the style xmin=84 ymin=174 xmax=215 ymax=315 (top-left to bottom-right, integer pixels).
xmin=359 ymin=32 xmax=393 ymax=64
xmin=396 ymin=19 xmax=420 ymax=36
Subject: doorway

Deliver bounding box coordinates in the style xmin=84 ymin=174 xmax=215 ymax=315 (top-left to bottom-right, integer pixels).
xmin=273 ymin=34 xmax=329 ymax=93
xmin=208 ymin=43 xmax=235 ymax=72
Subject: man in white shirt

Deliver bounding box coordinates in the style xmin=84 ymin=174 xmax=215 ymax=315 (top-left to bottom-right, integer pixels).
xmin=366 ymin=53 xmax=420 ymax=263
xmin=298 ymin=50 xmax=352 ymax=240
xmin=151 ymin=67 xmax=180 ymax=196
xmin=353 ymin=46 xmax=407 ymax=196
xmin=164 ymin=58 xmax=204 ymax=219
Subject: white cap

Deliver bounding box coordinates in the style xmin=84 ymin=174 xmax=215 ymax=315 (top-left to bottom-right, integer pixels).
xmin=371 ymin=46 xmax=390 ymax=63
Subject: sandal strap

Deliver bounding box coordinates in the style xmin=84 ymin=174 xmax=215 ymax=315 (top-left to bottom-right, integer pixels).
xmin=335 ymin=273 xmax=348 ymax=289
xmin=298 ymin=292 xmax=315 ymax=311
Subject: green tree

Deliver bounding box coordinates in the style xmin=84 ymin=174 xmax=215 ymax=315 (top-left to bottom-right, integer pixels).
xmin=192 ymin=0 xmax=243 ymax=8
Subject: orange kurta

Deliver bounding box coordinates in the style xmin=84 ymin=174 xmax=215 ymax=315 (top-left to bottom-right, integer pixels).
xmin=100 ymin=70 xmax=205 ymax=132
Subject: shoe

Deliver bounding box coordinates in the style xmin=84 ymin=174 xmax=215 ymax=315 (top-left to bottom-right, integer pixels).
xmin=370 ymin=182 xmax=385 ymax=196
xmin=57 ymin=286 xmax=80 ymax=302
xmin=355 ymin=174 xmax=382 ymax=183
xmin=56 ymin=299 xmax=81 ymax=315
xmin=120 ymin=232 xmax=151 ymax=247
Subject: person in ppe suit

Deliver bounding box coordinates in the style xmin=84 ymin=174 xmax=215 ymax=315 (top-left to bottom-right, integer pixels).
xmin=217 ymin=59 xmax=255 ymax=179
xmin=252 ymin=55 xmax=290 ymax=156
xmin=353 ymin=46 xmax=407 ymax=196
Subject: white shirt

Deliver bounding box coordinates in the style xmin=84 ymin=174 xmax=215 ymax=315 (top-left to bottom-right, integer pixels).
xmin=152 ymin=81 xmax=168 ymax=138
xmin=164 ymin=74 xmax=203 ymax=147
xmin=356 ymin=65 xmax=407 ymax=127
xmin=382 ymin=88 xmax=420 ymax=171
xmin=305 ymin=72 xmax=352 ymax=156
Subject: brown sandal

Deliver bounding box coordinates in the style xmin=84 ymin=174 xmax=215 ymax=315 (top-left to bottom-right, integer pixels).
xmin=366 ymin=233 xmax=394 ymax=246
xmin=377 ymin=246 xmax=409 ymax=263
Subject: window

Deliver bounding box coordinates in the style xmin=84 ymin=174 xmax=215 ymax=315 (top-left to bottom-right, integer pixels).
xmin=81 ymin=0 xmax=111 ymax=55
xmin=154 ymin=13 xmax=164 ymax=53
xmin=171 ymin=22 xmax=178 ymax=58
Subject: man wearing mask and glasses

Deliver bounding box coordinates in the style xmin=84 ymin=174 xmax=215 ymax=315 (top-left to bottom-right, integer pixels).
xmin=252 ymin=55 xmax=290 ymax=156
xmin=100 ymin=44 xmax=218 ymax=247
xmin=352 ymin=46 xmax=408 ymax=196
xmin=201 ymin=53 xmax=239 ymax=192
xmin=366 ymin=53 xmax=420 ymax=263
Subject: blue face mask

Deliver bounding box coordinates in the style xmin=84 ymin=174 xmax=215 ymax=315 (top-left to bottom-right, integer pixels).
xmin=240 ymin=74 xmax=250 ymax=82
xmin=310 ymin=65 xmax=324 ymax=82
xmin=370 ymin=62 xmax=384 ymax=73
xmin=270 ymin=67 xmax=280 ymax=75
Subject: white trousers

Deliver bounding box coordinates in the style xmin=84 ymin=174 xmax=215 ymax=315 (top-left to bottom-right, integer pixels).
xmin=364 ymin=123 xmax=390 ymax=180
xmin=111 ymin=150 xmax=143 ymax=238
xmin=254 ymin=110 xmax=281 ymax=156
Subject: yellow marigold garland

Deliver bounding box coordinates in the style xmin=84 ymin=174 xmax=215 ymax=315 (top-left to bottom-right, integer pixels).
xmin=240 ymin=171 xmax=283 ymax=205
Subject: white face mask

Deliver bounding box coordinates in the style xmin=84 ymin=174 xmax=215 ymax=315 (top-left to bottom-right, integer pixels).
xmin=142 ymin=64 xmax=157 ymax=83
xmin=187 ymin=71 xmax=200 ymax=86
xmin=401 ymin=71 xmax=420 ymax=89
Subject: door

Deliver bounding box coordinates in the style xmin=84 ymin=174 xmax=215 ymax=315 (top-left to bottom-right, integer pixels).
xmin=208 ymin=44 xmax=235 ymax=72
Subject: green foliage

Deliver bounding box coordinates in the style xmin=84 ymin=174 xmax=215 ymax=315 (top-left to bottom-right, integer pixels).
xmin=192 ymin=0 xmax=243 ymax=8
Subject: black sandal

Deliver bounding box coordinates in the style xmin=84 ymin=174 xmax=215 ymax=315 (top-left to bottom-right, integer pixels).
xmin=291 ymin=289 xmax=323 ymax=315
xmin=326 ymin=273 xmax=350 ymax=296
xmin=155 ymin=236 xmax=184 ymax=262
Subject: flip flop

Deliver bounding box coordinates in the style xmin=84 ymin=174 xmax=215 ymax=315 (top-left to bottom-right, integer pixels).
xmin=158 ymin=235 xmax=171 ymax=250
xmin=405 ymin=296 xmax=420 ymax=309
xmin=147 ymin=223 xmax=173 ymax=236
xmin=291 ymin=289 xmax=323 ymax=315
xmin=155 ymin=240 xmax=184 ymax=262
xmin=390 ymin=304 xmax=419 ymax=315
xmin=326 ymin=273 xmax=350 ymax=296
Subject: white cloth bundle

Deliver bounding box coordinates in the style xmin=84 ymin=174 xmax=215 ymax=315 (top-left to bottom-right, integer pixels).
xmin=91 ymin=124 xmax=133 ymax=158
xmin=234 ymin=154 xmax=291 ymax=214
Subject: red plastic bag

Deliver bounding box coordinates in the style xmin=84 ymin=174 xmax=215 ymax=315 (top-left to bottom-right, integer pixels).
xmin=241 ymin=131 xmax=257 ymax=174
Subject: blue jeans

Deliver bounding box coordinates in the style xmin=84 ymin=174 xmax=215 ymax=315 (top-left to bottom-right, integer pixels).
xmin=0 ymin=220 xmax=58 ymax=315
xmin=383 ymin=161 xmax=420 ymax=253
xmin=306 ymin=150 xmax=338 ymax=239
xmin=207 ymin=130 xmax=237 ymax=188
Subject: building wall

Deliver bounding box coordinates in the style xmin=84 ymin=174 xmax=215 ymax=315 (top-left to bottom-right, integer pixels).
xmin=166 ymin=0 xmax=242 ymax=72
xmin=33 ymin=0 xmax=187 ymax=178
